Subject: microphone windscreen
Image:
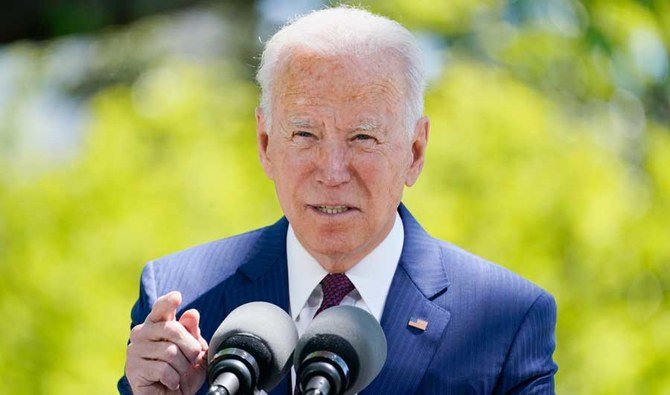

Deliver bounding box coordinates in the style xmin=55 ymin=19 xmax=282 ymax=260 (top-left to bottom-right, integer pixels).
xmin=294 ymin=305 xmax=387 ymax=394
xmin=209 ymin=301 xmax=298 ymax=391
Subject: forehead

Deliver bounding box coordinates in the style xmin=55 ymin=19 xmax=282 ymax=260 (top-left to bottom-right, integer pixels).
xmin=273 ymin=51 xmax=406 ymax=115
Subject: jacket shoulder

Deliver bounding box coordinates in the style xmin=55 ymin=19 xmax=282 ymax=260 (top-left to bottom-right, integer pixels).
xmin=142 ymin=226 xmax=271 ymax=301
xmin=437 ymin=239 xmax=552 ymax=318
xmin=420 ymin=239 xmax=557 ymax=393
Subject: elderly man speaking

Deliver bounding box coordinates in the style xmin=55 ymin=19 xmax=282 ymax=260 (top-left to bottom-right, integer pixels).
xmin=119 ymin=6 xmax=557 ymax=395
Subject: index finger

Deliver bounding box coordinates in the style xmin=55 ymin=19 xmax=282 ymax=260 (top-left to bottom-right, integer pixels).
xmin=146 ymin=291 xmax=182 ymax=324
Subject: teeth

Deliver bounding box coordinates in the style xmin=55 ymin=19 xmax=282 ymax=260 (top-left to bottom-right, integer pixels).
xmin=317 ymin=206 xmax=349 ymax=214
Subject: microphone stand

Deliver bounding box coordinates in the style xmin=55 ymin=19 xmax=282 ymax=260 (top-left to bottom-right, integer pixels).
xmin=303 ymin=376 xmax=331 ymax=395
xmin=208 ymin=371 xmax=240 ymax=395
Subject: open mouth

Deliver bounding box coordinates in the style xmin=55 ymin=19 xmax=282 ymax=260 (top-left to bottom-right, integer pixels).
xmin=310 ymin=205 xmax=353 ymax=215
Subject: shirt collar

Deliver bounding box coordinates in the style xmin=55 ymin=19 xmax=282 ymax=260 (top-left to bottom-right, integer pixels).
xmin=287 ymin=225 xmax=329 ymax=320
xmin=287 ymin=212 xmax=404 ymax=321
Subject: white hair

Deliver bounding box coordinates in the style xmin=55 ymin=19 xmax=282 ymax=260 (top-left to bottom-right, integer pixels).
xmin=256 ymin=6 xmax=426 ymax=137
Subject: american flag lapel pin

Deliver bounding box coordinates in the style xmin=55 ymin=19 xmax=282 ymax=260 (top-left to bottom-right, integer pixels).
xmin=408 ymin=318 xmax=428 ymax=331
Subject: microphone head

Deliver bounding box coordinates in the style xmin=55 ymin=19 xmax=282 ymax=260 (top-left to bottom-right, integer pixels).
xmin=209 ymin=301 xmax=298 ymax=391
xmin=294 ymin=306 xmax=387 ymax=394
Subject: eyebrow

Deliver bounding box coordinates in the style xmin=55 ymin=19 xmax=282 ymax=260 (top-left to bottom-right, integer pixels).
xmin=287 ymin=119 xmax=381 ymax=131
xmin=288 ymin=118 xmax=313 ymax=128
xmin=354 ymin=121 xmax=381 ymax=131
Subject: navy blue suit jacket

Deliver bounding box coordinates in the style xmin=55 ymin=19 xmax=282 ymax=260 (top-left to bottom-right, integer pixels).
xmin=119 ymin=204 xmax=557 ymax=394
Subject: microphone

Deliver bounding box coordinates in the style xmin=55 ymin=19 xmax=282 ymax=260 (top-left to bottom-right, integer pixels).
xmin=207 ymin=302 xmax=298 ymax=395
xmin=293 ymin=306 xmax=387 ymax=395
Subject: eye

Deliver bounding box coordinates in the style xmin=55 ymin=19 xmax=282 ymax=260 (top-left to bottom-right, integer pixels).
xmin=353 ymin=134 xmax=375 ymax=141
xmin=293 ymin=131 xmax=315 ymax=138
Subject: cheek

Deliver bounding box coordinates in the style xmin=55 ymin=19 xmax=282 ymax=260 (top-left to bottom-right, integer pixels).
xmin=282 ymin=152 xmax=315 ymax=181
xmin=354 ymin=158 xmax=395 ymax=199
xmin=274 ymin=150 xmax=315 ymax=192
xmin=356 ymin=151 xmax=406 ymax=183
xmin=356 ymin=154 xmax=408 ymax=210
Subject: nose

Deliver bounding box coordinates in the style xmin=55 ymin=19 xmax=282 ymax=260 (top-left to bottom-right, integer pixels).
xmin=315 ymin=141 xmax=351 ymax=186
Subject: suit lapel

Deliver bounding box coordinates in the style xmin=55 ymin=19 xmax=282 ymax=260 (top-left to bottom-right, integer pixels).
xmin=219 ymin=217 xmax=292 ymax=395
xmin=223 ymin=217 xmax=291 ymax=311
xmin=362 ymin=204 xmax=451 ymax=394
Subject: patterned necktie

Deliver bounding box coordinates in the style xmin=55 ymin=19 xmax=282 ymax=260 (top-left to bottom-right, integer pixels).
xmin=314 ymin=273 xmax=355 ymax=317
xmin=294 ymin=274 xmax=355 ymax=394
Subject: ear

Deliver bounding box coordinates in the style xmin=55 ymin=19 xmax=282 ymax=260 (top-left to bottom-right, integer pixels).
xmin=256 ymin=107 xmax=274 ymax=180
xmin=405 ymin=116 xmax=429 ymax=187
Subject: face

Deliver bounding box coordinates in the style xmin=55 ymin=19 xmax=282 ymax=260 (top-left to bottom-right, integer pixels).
xmin=257 ymin=51 xmax=429 ymax=272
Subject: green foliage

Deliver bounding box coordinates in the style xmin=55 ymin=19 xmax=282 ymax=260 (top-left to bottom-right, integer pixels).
xmin=0 ymin=60 xmax=279 ymax=392
xmin=0 ymin=1 xmax=669 ymax=393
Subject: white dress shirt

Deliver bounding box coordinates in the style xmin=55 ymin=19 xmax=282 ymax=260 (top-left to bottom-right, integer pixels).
xmin=286 ymin=212 xmax=404 ymax=394
xmin=287 ymin=212 xmax=404 ymax=335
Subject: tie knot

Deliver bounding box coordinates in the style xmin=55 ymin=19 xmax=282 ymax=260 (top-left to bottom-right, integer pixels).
xmin=315 ymin=273 xmax=355 ymax=317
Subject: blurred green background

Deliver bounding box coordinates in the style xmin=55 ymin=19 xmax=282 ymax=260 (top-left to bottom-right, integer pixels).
xmin=0 ymin=0 xmax=668 ymax=393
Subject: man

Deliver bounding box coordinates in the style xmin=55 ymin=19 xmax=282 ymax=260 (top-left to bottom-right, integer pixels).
xmin=120 ymin=6 xmax=557 ymax=395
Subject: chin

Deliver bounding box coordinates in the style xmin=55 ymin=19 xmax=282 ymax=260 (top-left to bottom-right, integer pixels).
xmin=309 ymin=238 xmax=355 ymax=256
xmin=307 ymin=237 xmax=364 ymax=267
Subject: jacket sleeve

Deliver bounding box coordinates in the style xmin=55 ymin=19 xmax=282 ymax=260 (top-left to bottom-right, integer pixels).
xmin=117 ymin=262 xmax=157 ymax=394
xmin=494 ymin=291 xmax=558 ymax=395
